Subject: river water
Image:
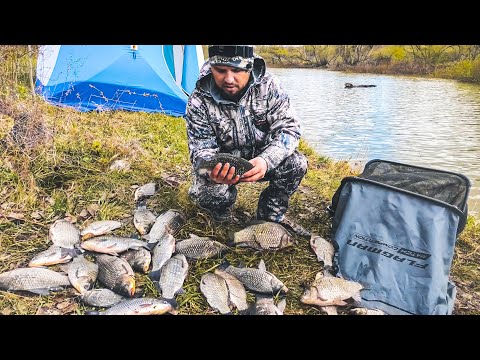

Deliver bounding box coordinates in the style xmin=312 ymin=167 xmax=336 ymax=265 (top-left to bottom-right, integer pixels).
xmin=270 ymin=67 xmax=480 ymax=214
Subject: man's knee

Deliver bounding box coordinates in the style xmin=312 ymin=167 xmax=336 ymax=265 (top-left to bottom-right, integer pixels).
xmin=276 ymin=151 xmax=308 ymax=178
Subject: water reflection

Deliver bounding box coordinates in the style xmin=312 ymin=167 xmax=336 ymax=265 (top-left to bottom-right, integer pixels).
xmin=270 ymin=68 xmax=480 ymax=213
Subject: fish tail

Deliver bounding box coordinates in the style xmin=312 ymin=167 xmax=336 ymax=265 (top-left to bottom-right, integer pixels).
xmin=217 ymin=260 xmax=231 ymax=271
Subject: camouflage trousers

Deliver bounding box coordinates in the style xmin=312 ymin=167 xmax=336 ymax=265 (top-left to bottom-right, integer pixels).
xmin=188 ymin=150 xmax=308 ymax=222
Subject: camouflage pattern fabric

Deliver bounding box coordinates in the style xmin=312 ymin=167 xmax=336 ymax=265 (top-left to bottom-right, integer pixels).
xmin=185 ymin=53 xmax=307 ymax=221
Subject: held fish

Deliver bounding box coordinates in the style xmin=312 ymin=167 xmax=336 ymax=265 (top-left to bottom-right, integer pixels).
xmin=194 ymin=153 xmax=254 ymax=177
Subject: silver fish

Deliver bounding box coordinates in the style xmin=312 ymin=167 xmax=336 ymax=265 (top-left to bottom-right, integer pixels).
xmin=350 ymin=307 xmax=385 ymax=315
xmin=80 ymin=220 xmax=123 ymax=240
xmin=176 ymin=234 xmax=230 ymax=260
xmin=157 ymin=253 xmax=188 ymax=301
xmin=200 ymin=273 xmax=232 ymax=315
xmin=134 ymin=182 xmax=157 ymax=201
xmin=81 ymin=235 xmax=150 ymax=256
xmin=222 ymin=259 xmax=288 ymax=295
xmin=49 ymin=219 xmax=80 ymax=249
xmin=144 ymin=209 xmax=186 ymax=245
xmin=133 ymin=207 xmax=157 ymax=235
xmin=120 ymin=248 xmax=152 ymax=273
xmin=149 ymin=234 xmax=175 ymax=281
xmin=100 ymin=297 xmax=177 ymax=315
xmin=195 ymin=153 xmax=254 ymax=177
xmin=0 ymin=267 xmax=71 ymax=295
xmin=229 ymin=220 xmax=296 ymax=251
xmin=310 ymin=234 xmax=335 ymax=269
xmin=214 ymin=269 xmax=248 ymax=312
xmin=96 ymin=254 xmax=136 ymax=297
xmin=300 ymin=271 xmax=363 ymax=307
xmin=66 ymin=255 xmax=99 ymax=294
xmin=81 ymin=288 xmax=124 ymax=308
xmin=246 ymin=294 xmax=286 ymax=315
xmin=28 ymin=246 xmax=78 ymax=267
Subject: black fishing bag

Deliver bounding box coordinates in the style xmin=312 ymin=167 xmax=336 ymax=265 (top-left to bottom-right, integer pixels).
xmin=329 ymin=159 xmax=470 ymax=315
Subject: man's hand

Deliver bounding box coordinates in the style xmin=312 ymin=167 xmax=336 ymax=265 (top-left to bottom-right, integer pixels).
xmin=209 ymin=162 xmax=241 ymax=185
xmin=240 ymin=157 xmax=268 ymax=182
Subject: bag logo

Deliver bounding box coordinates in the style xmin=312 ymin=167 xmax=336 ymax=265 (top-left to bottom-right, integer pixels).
xmin=347 ymin=233 xmax=431 ymax=269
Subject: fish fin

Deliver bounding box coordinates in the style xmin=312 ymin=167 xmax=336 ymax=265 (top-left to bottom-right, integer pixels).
xmin=164 ymin=297 xmax=178 ymax=309
xmin=323 ymin=268 xmax=335 ymax=277
xmin=245 ymin=219 xmax=267 ymax=226
xmin=84 ymin=310 xmax=100 ymax=315
xmin=217 ymin=260 xmax=231 ymax=271
xmin=277 ymin=298 xmax=287 ymax=313
xmin=146 ymin=241 xmax=156 ymax=251
xmin=29 ymin=288 xmax=51 ymax=296
xmin=351 ymin=292 xmax=363 ymax=306
xmin=149 ymin=269 xmax=160 ymax=281
xmin=58 ymin=264 xmax=70 ymax=273
xmin=176 ymin=287 xmax=185 ymax=295
xmin=258 ymin=259 xmax=266 ymax=271
xmin=226 ymin=232 xmax=236 ymax=247
xmin=152 ymin=280 xmax=162 ymax=293
xmin=315 ymin=271 xmax=325 ymax=280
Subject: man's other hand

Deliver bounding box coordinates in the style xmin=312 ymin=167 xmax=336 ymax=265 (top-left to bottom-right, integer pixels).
xmin=240 ymin=157 xmax=267 ymax=182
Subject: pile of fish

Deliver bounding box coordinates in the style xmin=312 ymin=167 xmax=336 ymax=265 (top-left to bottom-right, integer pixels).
xmin=0 ymin=180 xmax=385 ymax=315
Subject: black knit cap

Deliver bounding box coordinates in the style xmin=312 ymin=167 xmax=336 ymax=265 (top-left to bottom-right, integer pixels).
xmin=208 ymin=45 xmax=254 ymax=70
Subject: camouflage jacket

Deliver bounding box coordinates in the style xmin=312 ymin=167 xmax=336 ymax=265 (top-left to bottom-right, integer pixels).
xmin=184 ymin=54 xmax=302 ymax=172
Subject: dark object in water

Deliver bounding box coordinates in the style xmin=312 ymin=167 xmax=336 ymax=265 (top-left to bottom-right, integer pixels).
xmin=194 ymin=153 xmax=254 ymax=177
xmin=345 ymin=83 xmax=376 ymax=88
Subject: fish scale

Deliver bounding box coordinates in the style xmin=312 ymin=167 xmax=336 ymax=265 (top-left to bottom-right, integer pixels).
xmin=149 ymin=234 xmax=176 ymax=281
xmin=175 ymin=235 xmax=229 ymax=259
xmin=200 ymin=273 xmax=231 ymax=314
xmin=224 ymin=262 xmax=288 ymax=295
xmin=313 ymin=274 xmax=363 ymax=301
xmin=231 ymin=221 xmax=295 ymax=250
xmin=96 ymin=254 xmax=135 ymax=297
xmin=214 ymin=269 xmax=248 ymax=312
xmin=67 ymin=255 xmax=99 ymax=294
xmin=158 ymin=254 xmax=188 ymax=299
xmin=81 ymin=288 xmax=124 ymax=308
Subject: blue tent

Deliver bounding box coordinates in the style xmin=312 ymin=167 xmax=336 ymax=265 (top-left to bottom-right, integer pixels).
xmin=35 ymin=45 xmax=204 ymax=116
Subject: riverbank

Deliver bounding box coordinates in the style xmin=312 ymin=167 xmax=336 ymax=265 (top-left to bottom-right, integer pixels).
xmin=1 ymin=100 xmax=479 ymax=315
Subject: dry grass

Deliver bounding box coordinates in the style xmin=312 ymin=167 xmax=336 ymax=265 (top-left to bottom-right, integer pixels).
xmin=0 ymin=99 xmax=479 ymax=315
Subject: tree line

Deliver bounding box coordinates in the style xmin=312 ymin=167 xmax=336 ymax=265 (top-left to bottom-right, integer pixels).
xmin=254 ymin=45 xmax=480 ymax=83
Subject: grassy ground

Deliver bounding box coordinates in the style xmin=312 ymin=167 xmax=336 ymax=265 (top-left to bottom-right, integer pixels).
xmin=0 ymin=99 xmax=479 ymax=315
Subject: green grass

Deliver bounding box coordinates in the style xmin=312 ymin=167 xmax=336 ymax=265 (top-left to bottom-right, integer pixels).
xmin=0 ymin=99 xmax=479 ymax=315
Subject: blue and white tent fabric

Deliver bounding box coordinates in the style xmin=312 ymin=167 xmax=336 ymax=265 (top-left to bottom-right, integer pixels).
xmin=35 ymin=45 xmax=204 ymax=116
